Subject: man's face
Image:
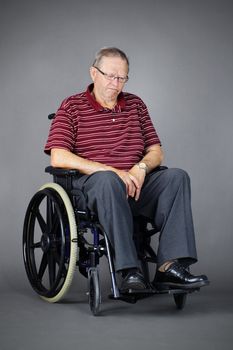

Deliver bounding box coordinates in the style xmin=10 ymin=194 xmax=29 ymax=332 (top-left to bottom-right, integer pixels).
xmin=90 ymin=56 xmax=128 ymax=104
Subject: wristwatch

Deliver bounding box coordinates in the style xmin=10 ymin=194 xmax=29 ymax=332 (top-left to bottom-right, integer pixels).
xmin=137 ymin=162 xmax=148 ymax=174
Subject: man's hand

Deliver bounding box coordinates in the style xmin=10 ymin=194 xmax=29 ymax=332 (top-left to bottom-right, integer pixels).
xmin=128 ymin=165 xmax=146 ymax=201
xmin=127 ymin=144 xmax=164 ymax=200
xmin=114 ymin=169 xmax=140 ymax=198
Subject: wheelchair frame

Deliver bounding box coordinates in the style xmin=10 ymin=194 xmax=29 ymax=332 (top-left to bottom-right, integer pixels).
xmin=23 ymin=165 xmax=200 ymax=315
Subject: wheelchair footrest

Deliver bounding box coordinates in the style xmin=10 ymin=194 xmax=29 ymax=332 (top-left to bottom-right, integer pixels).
xmin=121 ymin=287 xmax=158 ymax=295
xmin=158 ymin=287 xmax=200 ymax=294
xmin=109 ymin=286 xmax=200 ymax=304
xmin=109 ymin=287 xmax=159 ymax=304
xmin=120 ymin=285 xmax=200 ymax=295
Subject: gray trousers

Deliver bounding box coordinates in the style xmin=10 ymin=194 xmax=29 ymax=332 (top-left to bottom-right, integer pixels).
xmin=73 ymin=168 xmax=197 ymax=271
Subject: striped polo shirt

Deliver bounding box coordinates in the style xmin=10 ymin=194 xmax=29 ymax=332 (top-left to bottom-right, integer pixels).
xmin=44 ymin=84 xmax=161 ymax=171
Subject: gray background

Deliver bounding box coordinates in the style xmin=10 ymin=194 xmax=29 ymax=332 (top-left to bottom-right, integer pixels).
xmin=0 ymin=0 xmax=233 ymax=349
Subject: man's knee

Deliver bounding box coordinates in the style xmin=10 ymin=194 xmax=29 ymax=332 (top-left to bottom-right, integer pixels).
xmin=90 ymin=170 xmax=125 ymax=191
xmin=166 ymin=168 xmax=189 ymax=180
xmin=162 ymin=168 xmax=190 ymax=188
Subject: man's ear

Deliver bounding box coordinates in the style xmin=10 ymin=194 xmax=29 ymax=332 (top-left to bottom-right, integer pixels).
xmin=90 ymin=66 xmax=96 ymax=82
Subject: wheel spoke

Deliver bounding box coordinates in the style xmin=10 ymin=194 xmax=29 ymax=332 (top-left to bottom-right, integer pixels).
xmin=31 ymin=241 xmax=41 ymax=249
xmin=48 ymin=252 xmax=56 ymax=287
xmin=46 ymin=196 xmax=54 ymax=232
xmin=54 ymin=250 xmax=67 ymax=277
xmin=38 ymin=253 xmax=48 ymax=280
xmin=54 ymin=250 xmax=62 ymax=265
xmin=35 ymin=209 xmax=46 ymax=233
xmin=51 ymin=211 xmax=59 ymax=234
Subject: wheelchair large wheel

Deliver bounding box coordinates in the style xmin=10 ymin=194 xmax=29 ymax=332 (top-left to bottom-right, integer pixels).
xmin=23 ymin=183 xmax=78 ymax=303
xmin=88 ymin=268 xmax=101 ymax=316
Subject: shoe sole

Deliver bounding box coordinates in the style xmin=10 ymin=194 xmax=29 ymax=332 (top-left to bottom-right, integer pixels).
xmin=155 ymin=280 xmax=210 ymax=291
xmin=120 ymin=282 xmax=147 ymax=292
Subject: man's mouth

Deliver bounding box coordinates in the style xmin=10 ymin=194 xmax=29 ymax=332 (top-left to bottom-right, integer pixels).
xmin=107 ymin=88 xmax=119 ymax=92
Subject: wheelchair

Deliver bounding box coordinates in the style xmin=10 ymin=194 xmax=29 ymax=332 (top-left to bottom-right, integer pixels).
xmin=22 ymin=118 xmax=200 ymax=316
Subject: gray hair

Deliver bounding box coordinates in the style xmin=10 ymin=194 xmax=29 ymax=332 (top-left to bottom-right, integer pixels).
xmin=92 ymin=47 xmax=129 ymax=71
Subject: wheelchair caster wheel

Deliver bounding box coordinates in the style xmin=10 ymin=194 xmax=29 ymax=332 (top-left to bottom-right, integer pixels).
xmin=173 ymin=292 xmax=187 ymax=310
xmin=88 ymin=268 xmax=101 ymax=316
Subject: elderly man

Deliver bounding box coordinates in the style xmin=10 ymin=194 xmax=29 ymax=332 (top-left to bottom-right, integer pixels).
xmin=45 ymin=47 xmax=209 ymax=291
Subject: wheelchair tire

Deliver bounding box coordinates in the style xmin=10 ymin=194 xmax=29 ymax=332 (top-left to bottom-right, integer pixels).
xmin=23 ymin=183 xmax=78 ymax=303
xmin=173 ymin=292 xmax=187 ymax=310
xmin=88 ymin=268 xmax=101 ymax=316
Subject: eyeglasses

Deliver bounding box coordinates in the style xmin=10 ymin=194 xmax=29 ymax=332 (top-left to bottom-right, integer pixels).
xmin=93 ymin=66 xmax=129 ymax=83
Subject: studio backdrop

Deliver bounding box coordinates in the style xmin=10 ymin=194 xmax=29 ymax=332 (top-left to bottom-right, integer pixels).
xmin=0 ymin=0 xmax=232 ymax=293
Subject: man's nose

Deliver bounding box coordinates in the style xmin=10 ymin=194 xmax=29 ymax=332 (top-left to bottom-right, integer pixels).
xmin=111 ymin=78 xmax=121 ymax=86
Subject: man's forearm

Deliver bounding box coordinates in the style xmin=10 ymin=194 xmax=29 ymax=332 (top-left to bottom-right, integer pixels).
xmin=51 ymin=148 xmax=114 ymax=175
xmin=140 ymin=144 xmax=164 ymax=174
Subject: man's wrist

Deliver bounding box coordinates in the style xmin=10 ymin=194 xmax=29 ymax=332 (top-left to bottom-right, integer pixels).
xmin=136 ymin=162 xmax=149 ymax=174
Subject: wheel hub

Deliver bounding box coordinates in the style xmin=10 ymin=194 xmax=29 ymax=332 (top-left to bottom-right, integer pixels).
xmin=41 ymin=234 xmax=50 ymax=253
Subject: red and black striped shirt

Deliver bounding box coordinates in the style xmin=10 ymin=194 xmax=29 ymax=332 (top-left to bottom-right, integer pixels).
xmin=44 ymin=84 xmax=161 ymax=171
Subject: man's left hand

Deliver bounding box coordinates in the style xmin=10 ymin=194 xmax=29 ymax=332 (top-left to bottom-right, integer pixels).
xmin=128 ymin=165 xmax=146 ymax=201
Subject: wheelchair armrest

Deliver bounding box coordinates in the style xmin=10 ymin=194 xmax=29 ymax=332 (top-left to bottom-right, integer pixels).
xmin=45 ymin=166 xmax=80 ymax=177
xmin=156 ymin=165 xmax=168 ymax=171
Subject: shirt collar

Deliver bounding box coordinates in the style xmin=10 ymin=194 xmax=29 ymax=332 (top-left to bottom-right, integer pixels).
xmin=86 ymin=83 xmax=126 ymax=112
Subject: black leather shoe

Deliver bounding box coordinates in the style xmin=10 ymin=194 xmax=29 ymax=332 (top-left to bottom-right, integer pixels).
xmin=153 ymin=262 xmax=209 ymax=290
xmin=120 ymin=271 xmax=147 ymax=291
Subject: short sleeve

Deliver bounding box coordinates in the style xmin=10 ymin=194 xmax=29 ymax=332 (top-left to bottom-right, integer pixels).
xmin=137 ymin=98 xmax=161 ymax=150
